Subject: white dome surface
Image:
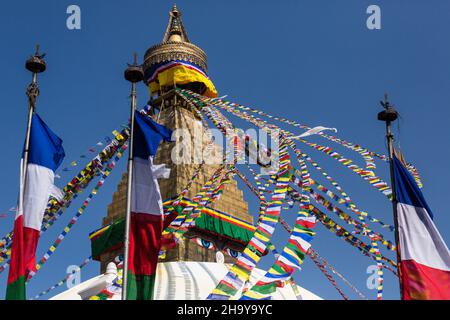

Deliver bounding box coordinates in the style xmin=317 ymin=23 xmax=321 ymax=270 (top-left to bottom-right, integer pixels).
xmin=51 ymin=261 xmax=322 ymax=300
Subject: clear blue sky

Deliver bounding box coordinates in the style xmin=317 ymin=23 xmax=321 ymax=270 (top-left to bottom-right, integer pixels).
xmin=0 ymin=0 xmax=449 ymax=300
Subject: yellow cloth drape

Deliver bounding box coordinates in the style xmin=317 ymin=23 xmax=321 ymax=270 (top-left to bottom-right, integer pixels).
xmin=149 ymin=64 xmax=218 ymax=98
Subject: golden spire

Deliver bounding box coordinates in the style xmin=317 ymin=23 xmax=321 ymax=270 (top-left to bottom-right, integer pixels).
xmin=143 ymin=5 xmax=208 ymax=83
xmin=162 ymin=4 xmax=190 ymax=43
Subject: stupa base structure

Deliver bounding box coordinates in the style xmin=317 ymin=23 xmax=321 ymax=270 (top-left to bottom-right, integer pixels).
xmin=50 ymin=197 xmax=321 ymax=300
xmin=50 ymin=261 xmax=322 ymax=300
xmin=91 ymin=196 xmax=259 ymax=268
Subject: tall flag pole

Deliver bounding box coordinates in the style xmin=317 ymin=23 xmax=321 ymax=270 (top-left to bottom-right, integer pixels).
xmin=122 ymin=53 xmax=144 ymax=300
xmin=6 ymin=46 xmax=45 ymax=300
xmin=377 ymin=94 xmax=404 ymax=298
xmin=6 ymin=47 xmax=66 ymax=299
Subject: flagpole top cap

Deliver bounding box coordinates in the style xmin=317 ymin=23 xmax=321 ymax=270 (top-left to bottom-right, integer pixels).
xmin=25 ymin=45 xmax=46 ymax=74
xmin=377 ymin=94 xmax=398 ymax=122
xmin=377 ymin=108 xmax=398 ymax=122
xmin=124 ymin=52 xmax=144 ymax=83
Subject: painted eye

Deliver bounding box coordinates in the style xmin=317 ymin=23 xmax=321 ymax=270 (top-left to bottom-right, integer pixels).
xmin=225 ymin=248 xmax=241 ymax=258
xmin=195 ymin=238 xmax=216 ymax=250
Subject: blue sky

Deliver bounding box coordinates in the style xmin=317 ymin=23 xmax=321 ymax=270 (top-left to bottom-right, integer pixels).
xmin=0 ymin=0 xmax=449 ymax=300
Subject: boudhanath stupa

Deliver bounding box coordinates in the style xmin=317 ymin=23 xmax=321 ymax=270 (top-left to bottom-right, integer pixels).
xmin=51 ymin=5 xmax=321 ymax=300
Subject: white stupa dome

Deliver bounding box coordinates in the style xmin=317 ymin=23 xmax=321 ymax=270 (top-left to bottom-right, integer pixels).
xmin=50 ymin=261 xmax=322 ymax=300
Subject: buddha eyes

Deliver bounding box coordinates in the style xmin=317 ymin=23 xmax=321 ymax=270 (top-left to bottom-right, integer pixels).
xmin=193 ymin=237 xmax=242 ymax=258
xmin=196 ymin=238 xmax=216 ymax=250
xmin=225 ymin=248 xmax=241 ymax=258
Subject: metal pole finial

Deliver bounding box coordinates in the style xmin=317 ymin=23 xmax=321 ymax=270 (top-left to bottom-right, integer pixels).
xmin=25 ymin=44 xmax=46 ymax=74
xmin=24 ymin=44 xmax=46 ymax=148
xmin=124 ymin=53 xmax=144 ymax=83
xmin=378 ymin=93 xmax=398 ymax=122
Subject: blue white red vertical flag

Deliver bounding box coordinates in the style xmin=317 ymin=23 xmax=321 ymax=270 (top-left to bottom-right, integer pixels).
xmin=126 ymin=111 xmax=173 ymax=300
xmin=393 ymin=153 xmax=450 ymax=300
xmin=6 ymin=113 xmax=65 ymax=300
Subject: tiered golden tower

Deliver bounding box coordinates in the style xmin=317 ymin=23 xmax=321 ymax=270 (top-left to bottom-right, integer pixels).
xmin=100 ymin=5 xmax=252 ymax=271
